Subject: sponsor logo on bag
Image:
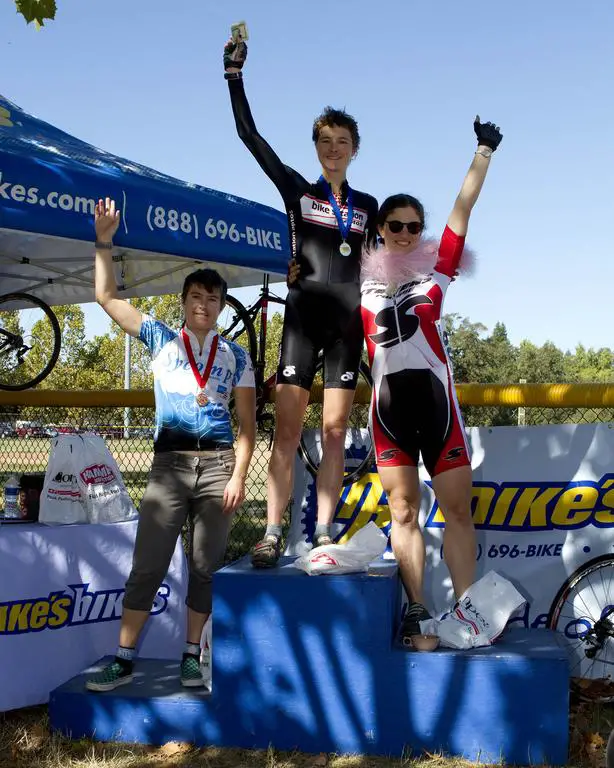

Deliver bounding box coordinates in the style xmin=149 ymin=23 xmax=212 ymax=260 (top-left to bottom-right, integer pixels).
xmin=0 ymin=583 xmax=171 ymax=635
xmin=47 ymin=470 xmax=80 ymax=500
xmin=80 ymin=464 xmax=116 ymax=485
xmin=53 ymin=472 xmax=75 ymax=484
xmin=311 ymin=552 xmax=339 ymax=566
xmin=454 ymin=598 xmax=489 ymax=635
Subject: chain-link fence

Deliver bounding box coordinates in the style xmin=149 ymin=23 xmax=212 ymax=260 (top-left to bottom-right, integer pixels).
xmin=0 ymin=403 xmax=273 ymax=562
xmin=1 ymin=399 xmax=613 ymax=562
xmin=460 ymin=405 xmax=614 ymax=428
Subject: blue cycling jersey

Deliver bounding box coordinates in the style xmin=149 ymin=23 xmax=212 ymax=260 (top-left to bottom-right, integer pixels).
xmin=139 ymin=315 xmax=255 ymax=452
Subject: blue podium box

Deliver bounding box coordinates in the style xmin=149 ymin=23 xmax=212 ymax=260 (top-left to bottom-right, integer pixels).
xmin=49 ymin=555 xmax=569 ymax=764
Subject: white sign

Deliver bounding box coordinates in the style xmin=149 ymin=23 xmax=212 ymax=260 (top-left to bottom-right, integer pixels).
xmin=288 ymin=423 xmax=614 ymax=680
xmin=0 ymin=519 xmax=187 ymax=711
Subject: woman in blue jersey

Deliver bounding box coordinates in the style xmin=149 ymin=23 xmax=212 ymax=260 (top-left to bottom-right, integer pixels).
xmin=85 ymin=198 xmax=256 ymax=691
xmin=224 ymin=36 xmax=378 ymax=567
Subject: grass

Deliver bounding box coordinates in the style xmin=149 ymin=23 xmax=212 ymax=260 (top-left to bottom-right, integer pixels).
xmin=0 ymin=699 xmax=612 ymax=768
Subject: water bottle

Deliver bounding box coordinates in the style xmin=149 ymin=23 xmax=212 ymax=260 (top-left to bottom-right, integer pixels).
xmin=3 ymin=475 xmax=20 ymax=519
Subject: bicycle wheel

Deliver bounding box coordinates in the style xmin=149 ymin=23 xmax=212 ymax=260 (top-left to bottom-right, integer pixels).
xmin=297 ymin=357 xmax=374 ymax=486
xmin=547 ymin=554 xmax=614 ymax=699
xmin=0 ymin=293 xmax=61 ymax=390
xmin=217 ymin=294 xmax=257 ymax=367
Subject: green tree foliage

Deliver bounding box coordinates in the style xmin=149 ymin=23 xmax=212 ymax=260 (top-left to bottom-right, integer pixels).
xmin=443 ymin=313 xmax=614 ymax=427
xmin=14 ymin=0 xmax=56 ymax=27
xmin=15 ymin=297 xmax=614 ymax=429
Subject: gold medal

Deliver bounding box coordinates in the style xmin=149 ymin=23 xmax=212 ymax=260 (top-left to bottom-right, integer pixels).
xmin=196 ymin=389 xmax=208 ymax=407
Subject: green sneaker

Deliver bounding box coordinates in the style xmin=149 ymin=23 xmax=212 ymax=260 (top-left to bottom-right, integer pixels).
xmin=85 ymin=660 xmax=133 ymax=692
xmin=180 ymin=654 xmax=204 ymax=688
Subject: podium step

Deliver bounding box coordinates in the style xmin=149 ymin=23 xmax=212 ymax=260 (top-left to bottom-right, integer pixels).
xmin=50 ymin=657 xmax=215 ymax=745
xmin=49 ymin=555 xmax=570 ymax=763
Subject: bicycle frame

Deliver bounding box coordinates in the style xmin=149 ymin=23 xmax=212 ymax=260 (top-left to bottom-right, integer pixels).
xmin=0 ymin=327 xmax=26 ymax=359
xmin=238 ymin=273 xmax=285 ymax=397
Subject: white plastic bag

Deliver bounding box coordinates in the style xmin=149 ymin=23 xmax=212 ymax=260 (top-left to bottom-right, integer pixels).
xmin=39 ymin=434 xmax=137 ymax=525
xmin=39 ymin=435 xmax=88 ymax=525
xmin=76 ymin=435 xmax=137 ymax=523
xmin=424 ymin=570 xmax=526 ymax=650
xmin=294 ymin=521 xmax=388 ymax=575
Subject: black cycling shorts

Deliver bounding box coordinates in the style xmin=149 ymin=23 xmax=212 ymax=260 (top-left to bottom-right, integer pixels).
xmin=277 ymin=283 xmax=364 ymax=391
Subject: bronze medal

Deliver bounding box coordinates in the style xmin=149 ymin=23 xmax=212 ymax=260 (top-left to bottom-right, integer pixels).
xmin=182 ymin=330 xmax=219 ymax=410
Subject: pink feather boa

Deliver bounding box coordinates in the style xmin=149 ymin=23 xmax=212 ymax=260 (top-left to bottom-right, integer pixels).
xmin=360 ymin=237 xmax=476 ymax=286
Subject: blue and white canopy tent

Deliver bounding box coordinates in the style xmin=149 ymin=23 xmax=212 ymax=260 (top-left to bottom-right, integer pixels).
xmin=0 ymin=95 xmax=289 ymax=306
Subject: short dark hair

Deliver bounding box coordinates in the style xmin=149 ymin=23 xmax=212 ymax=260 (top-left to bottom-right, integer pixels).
xmin=312 ymin=106 xmax=360 ymax=153
xmin=181 ymin=268 xmax=227 ymax=308
xmin=377 ymin=194 xmax=426 ymax=230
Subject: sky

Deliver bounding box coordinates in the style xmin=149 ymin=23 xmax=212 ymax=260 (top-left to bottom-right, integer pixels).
xmin=2 ymin=0 xmax=613 ymax=353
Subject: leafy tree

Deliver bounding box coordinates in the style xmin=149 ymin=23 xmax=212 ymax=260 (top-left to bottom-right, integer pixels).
xmin=443 ymin=314 xmax=489 ymax=383
xmin=14 ymin=0 xmax=56 ymax=28
xmin=566 ymin=344 xmax=614 ymax=383
xmin=15 ymin=292 xmax=614 ymax=431
xmin=0 ymin=306 xmax=24 ymax=386
xmin=481 ymin=322 xmax=519 ymax=426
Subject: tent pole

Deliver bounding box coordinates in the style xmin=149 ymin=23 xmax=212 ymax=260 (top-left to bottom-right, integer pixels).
xmin=123 ymin=303 xmax=132 ymax=438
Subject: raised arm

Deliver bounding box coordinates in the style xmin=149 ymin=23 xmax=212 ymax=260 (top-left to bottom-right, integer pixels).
xmin=223 ymin=38 xmax=306 ymax=201
xmin=94 ymin=198 xmax=142 ymax=338
xmin=447 ymin=116 xmax=503 ymax=237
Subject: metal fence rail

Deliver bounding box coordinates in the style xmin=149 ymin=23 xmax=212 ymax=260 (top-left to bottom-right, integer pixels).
xmin=1 ymin=385 xmax=613 ymax=562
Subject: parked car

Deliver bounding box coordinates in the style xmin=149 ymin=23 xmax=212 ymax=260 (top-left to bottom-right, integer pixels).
xmin=16 ymin=420 xmax=47 ymax=438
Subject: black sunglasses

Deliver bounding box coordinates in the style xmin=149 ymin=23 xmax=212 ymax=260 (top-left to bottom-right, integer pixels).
xmin=385 ymin=220 xmax=423 ymax=235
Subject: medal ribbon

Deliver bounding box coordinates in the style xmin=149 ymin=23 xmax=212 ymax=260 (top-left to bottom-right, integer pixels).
xmin=182 ymin=329 xmax=218 ymax=394
xmin=319 ymin=175 xmax=354 ymax=242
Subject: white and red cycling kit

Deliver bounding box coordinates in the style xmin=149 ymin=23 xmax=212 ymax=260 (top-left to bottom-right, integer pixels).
xmin=360 ymin=225 xmax=471 ymax=477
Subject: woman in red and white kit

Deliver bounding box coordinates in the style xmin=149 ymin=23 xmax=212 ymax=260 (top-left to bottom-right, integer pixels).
xmin=360 ymin=116 xmax=503 ymax=647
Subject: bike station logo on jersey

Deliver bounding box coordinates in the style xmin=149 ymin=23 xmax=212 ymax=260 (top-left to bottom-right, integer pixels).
xmin=300 ymin=194 xmax=368 ymax=233
xmin=0 ymin=583 xmax=171 ymax=636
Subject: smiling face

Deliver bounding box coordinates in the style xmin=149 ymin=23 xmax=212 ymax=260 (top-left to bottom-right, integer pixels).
xmin=315 ymin=124 xmax=355 ymax=178
xmin=378 ymin=206 xmax=425 ymax=255
xmin=182 ymin=284 xmax=222 ymax=334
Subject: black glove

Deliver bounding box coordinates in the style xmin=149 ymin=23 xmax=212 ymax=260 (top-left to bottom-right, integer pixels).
xmin=473 ymin=115 xmax=503 ymax=151
xmin=223 ymin=39 xmax=248 ymax=73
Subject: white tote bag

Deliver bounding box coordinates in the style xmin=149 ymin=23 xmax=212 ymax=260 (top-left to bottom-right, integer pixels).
xmin=75 ymin=435 xmax=138 ymax=524
xmin=39 ymin=434 xmax=137 ymax=525
xmin=39 ymin=434 xmax=88 ymax=525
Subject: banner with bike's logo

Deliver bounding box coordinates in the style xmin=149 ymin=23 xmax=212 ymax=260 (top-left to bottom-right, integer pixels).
xmin=0 ymin=519 xmax=187 ymax=711
xmin=287 ymin=423 xmax=614 ymax=682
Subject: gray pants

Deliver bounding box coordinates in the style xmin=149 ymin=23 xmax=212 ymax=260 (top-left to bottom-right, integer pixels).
xmin=123 ymin=449 xmax=235 ymax=615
